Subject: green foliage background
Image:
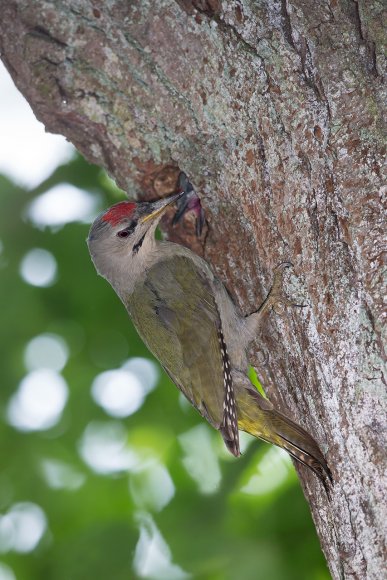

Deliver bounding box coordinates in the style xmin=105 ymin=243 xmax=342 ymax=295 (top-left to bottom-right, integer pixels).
xmin=0 ymin=155 xmax=330 ymax=580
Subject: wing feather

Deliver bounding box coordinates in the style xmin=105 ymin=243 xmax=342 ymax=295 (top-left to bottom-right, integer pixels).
xmin=127 ymin=256 xmax=226 ymax=429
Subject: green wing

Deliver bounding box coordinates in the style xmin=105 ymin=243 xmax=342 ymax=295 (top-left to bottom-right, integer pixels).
xmin=127 ymin=255 xmax=225 ymax=429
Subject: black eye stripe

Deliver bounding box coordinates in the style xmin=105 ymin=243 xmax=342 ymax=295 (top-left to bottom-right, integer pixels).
xmin=133 ymin=233 xmax=146 ymax=254
xmin=117 ymin=222 xmax=136 ymax=238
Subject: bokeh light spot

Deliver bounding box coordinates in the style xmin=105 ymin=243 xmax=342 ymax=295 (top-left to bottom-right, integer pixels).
xmin=122 ymin=357 xmax=159 ymax=393
xmin=19 ymin=248 xmax=57 ymax=287
xmin=0 ymin=562 xmax=16 ymax=580
xmin=41 ymin=459 xmax=86 ymax=491
xmin=179 ymin=425 xmax=221 ymax=494
xmin=0 ymin=61 xmax=74 ymax=188
xmin=7 ymin=369 xmax=68 ymax=431
xmin=91 ymin=357 xmax=159 ymax=418
xmin=91 ymin=369 xmax=145 ymax=418
xmin=27 ymin=183 xmax=99 ymax=228
xmin=129 ymin=462 xmax=175 ymax=512
xmin=0 ymin=518 xmax=13 ymax=554
xmin=133 ymin=513 xmax=189 ymax=579
xmin=240 ymin=447 xmax=291 ymax=496
xmin=24 ymin=333 xmax=69 ymax=372
xmin=78 ymin=421 xmax=140 ymax=475
xmin=0 ymin=503 xmax=47 ymax=554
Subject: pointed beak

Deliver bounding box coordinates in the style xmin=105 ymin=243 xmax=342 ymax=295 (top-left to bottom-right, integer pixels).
xmin=140 ymin=191 xmax=184 ymax=225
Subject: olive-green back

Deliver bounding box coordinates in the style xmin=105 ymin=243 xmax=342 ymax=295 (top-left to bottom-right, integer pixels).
xmin=127 ymin=255 xmax=225 ymax=428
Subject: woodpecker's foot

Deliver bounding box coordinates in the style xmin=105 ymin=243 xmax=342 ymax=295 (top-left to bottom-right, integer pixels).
xmin=267 ymin=262 xmax=306 ymax=316
xmin=244 ymin=263 xmax=306 ymax=337
xmin=172 ymin=172 xmax=205 ymax=236
xmin=246 ymin=263 xmax=305 ymax=334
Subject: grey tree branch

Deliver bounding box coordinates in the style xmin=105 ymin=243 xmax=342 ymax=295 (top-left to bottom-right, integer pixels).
xmin=1 ymin=1 xmax=385 ymax=577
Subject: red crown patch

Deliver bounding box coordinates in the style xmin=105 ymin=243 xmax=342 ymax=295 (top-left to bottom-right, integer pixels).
xmin=102 ymin=202 xmax=136 ymax=225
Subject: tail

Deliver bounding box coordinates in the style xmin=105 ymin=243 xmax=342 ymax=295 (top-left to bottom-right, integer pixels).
xmin=238 ymin=389 xmax=332 ymax=494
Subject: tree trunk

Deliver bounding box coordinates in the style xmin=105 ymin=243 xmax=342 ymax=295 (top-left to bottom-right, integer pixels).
xmin=1 ymin=1 xmax=385 ymax=577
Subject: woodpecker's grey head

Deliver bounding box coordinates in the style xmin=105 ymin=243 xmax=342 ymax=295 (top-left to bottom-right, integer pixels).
xmin=87 ymin=192 xmax=182 ymax=290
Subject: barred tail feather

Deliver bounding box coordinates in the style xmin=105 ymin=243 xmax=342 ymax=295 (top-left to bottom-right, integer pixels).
xmin=241 ymin=390 xmax=332 ymax=493
xmin=269 ymin=413 xmax=332 ymax=495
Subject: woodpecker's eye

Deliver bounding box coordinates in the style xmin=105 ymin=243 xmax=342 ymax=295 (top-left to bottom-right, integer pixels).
xmin=117 ymin=230 xmax=129 ymax=238
xmin=117 ymin=222 xmax=136 ymax=238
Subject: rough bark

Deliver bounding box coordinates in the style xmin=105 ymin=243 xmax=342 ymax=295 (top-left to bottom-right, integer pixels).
xmin=1 ymin=1 xmax=385 ymax=577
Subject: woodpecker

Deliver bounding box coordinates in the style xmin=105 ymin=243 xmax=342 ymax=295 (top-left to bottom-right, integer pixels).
xmin=87 ymin=190 xmax=331 ymax=490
